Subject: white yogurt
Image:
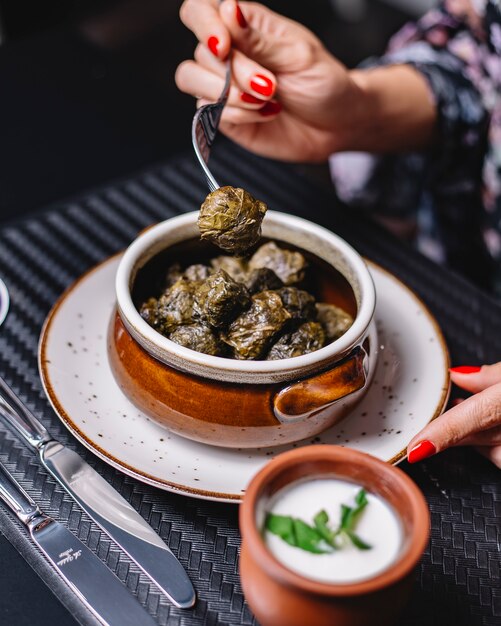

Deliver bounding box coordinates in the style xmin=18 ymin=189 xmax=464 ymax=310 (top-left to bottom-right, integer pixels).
xmin=263 ymin=478 xmax=403 ymax=584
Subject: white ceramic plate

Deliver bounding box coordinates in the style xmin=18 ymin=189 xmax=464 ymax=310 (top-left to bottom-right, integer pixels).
xmin=39 ymin=256 xmax=450 ymax=503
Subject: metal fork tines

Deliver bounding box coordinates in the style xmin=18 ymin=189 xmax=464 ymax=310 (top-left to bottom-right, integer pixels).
xmin=192 ymin=54 xmax=231 ymax=192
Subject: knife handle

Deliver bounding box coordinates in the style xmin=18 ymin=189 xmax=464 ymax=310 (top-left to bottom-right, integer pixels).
xmin=0 ymin=460 xmax=41 ymax=524
xmin=0 ymin=376 xmax=53 ymax=450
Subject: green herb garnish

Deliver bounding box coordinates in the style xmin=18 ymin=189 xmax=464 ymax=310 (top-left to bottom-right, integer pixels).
xmin=313 ymin=509 xmax=335 ymax=545
xmin=265 ymin=513 xmax=331 ymax=553
xmin=265 ymin=488 xmax=372 ymax=554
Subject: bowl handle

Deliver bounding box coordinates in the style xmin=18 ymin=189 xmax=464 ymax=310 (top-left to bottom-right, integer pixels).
xmin=273 ymin=346 xmax=368 ymax=423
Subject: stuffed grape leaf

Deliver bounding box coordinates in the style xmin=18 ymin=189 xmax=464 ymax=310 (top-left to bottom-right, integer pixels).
xmin=198 ymin=186 xmax=267 ymax=255
xmin=183 ymin=263 xmax=212 ymax=282
xmin=210 ymin=255 xmax=249 ymax=283
xmin=194 ymin=269 xmax=250 ymax=328
xmin=222 ymin=290 xmax=291 ymax=359
xmin=169 ymin=323 xmax=223 ymax=356
xmin=249 ymin=242 xmax=306 ymax=285
xmin=277 ymin=286 xmax=316 ymax=322
xmin=266 ymin=321 xmax=326 ymax=360
xmin=140 ymin=277 xmax=198 ymax=335
xmin=245 ymin=267 xmax=283 ymax=294
xmin=316 ymin=303 xmax=354 ymax=341
xmin=139 ymin=246 xmax=354 ymax=361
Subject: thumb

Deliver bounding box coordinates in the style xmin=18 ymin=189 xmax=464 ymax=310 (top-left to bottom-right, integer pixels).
xmin=406 ymin=382 xmax=501 ymax=462
xmin=220 ymin=0 xmax=322 ymax=73
xmin=450 ymin=362 xmax=501 ymax=394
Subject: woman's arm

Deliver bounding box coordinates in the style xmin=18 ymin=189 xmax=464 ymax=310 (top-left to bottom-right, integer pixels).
xmin=343 ymin=65 xmax=437 ymax=152
xmin=176 ymin=0 xmax=438 ymax=161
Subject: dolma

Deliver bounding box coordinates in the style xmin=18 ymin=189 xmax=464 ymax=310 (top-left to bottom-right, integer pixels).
xmin=148 ymin=277 xmax=198 ymax=335
xmin=222 ymin=290 xmax=291 ymax=360
xmin=277 ymin=286 xmax=316 ymax=322
xmin=194 ymin=269 xmax=250 ymax=328
xmin=139 ymin=297 xmax=165 ymax=332
xmin=183 ymin=263 xmax=212 ymax=282
xmin=267 ymin=321 xmax=326 ymax=360
xmin=249 ymin=242 xmax=306 ymax=285
xmin=139 ymin=240 xmax=353 ymax=361
xmin=244 ymin=267 xmax=283 ymax=294
xmin=169 ymin=323 xmax=223 ymax=356
xmin=198 ymin=186 xmax=267 ymax=255
xmin=210 ymin=255 xmax=249 ymax=283
xmin=165 ymin=263 xmax=183 ymax=288
xmin=316 ymin=303 xmax=354 ymax=341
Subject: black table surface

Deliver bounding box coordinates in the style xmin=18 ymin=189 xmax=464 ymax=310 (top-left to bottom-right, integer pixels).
xmin=0 ymin=138 xmax=500 ymax=626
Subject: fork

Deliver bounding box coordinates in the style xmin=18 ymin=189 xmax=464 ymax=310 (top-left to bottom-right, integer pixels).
xmin=191 ymin=14 xmax=231 ymax=191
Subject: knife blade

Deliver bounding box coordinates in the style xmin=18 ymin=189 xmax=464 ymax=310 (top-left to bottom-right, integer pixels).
xmin=0 ymin=377 xmax=195 ymax=609
xmin=0 ymin=459 xmax=157 ymax=626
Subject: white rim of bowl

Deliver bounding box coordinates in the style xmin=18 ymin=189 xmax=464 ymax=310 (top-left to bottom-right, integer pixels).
xmin=115 ymin=211 xmax=376 ymax=377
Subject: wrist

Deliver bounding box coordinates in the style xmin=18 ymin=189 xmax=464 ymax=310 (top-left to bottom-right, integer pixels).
xmin=325 ymin=70 xmax=369 ymax=153
xmin=338 ymin=66 xmax=437 ymax=153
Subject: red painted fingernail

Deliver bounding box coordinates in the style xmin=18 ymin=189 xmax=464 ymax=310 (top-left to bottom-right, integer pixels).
xmin=250 ymin=74 xmax=274 ymax=97
xmin=259 ymin=100 xmax=282 ymax=116
xmin=236 ymin=3 xmax=248 ymax=28
xmin=450 ymin=366 xmax=481 ymax=374
xmin=240 ymin=92 xmax=265 ymax=104
xmin=208 ymin=36 xmax=219 ymax=57
xmin=408 ymin=440 xmax=436 ymax=463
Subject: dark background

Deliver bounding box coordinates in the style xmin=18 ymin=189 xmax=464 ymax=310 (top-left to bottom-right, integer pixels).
xmin=0 ymin=0 xmax=416 ymax=223
xmin=0 ymin=2 xmax=427 ymax=625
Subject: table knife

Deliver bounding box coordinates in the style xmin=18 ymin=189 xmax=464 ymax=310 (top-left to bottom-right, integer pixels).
xmin=0 ymin=459 xmax=158 ymax=626
xmin=0 ymin=377 xmax=195 ymax=609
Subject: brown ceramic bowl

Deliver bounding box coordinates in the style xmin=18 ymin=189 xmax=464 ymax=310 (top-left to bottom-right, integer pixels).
xmin=239 ymin=445 xmax=430 ymax=626
xmin=109 ymin=210 xmax=377 ymax=448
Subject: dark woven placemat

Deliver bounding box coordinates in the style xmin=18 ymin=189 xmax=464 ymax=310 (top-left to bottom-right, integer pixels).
xmin=0 ymin=139 xmax=500 ymax=626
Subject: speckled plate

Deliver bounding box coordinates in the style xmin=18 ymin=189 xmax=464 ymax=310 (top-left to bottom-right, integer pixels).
xmin=39 ymin=255 xmax=450 ymax=503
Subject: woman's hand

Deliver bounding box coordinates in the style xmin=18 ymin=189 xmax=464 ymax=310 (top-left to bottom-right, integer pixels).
xmin=407 ymin=364 xmax=501 ymax=468
xmin=176 ymin=0 xmax=365 ymax=162
xmin=175 ymin=0 xmax=436 ymax=162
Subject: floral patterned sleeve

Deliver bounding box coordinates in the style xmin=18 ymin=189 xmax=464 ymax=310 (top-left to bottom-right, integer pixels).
xmin=330 ymin=0 xmax=501 ymax=295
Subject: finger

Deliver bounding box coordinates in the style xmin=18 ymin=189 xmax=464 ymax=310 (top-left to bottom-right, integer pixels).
xmin=194 ymin=43 xmax=275 ymax=102
xmin=227 ymin=47 xmax=277 ymax=100
xmin=180 ymin=0 xmax=231 ymax=59
xmin=219 ymin=0 xmax=318 ymax=73
xmin=176 ymin=61 xmax=267 ymax=108
xmin=475 ymin=445 xmax=501 ymax=469
xmin=407 ymin=381 xmax=501 ymax=462
xmin=194 ymin=42 xmax=227 ymax=76
xmin=450 ymin=362 xmax=501 ymax=393
xmin=197 ymin=98 xmax=282 ymax=123
xmin=456 ymin=423 xmax=501 ymax=446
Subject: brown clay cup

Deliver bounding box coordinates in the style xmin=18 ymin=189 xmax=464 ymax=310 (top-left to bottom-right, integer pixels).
xmin=239 ymin=445 xmax=430 ymax=626
xmin=110 ymin=210 xmax=377 ymax=448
